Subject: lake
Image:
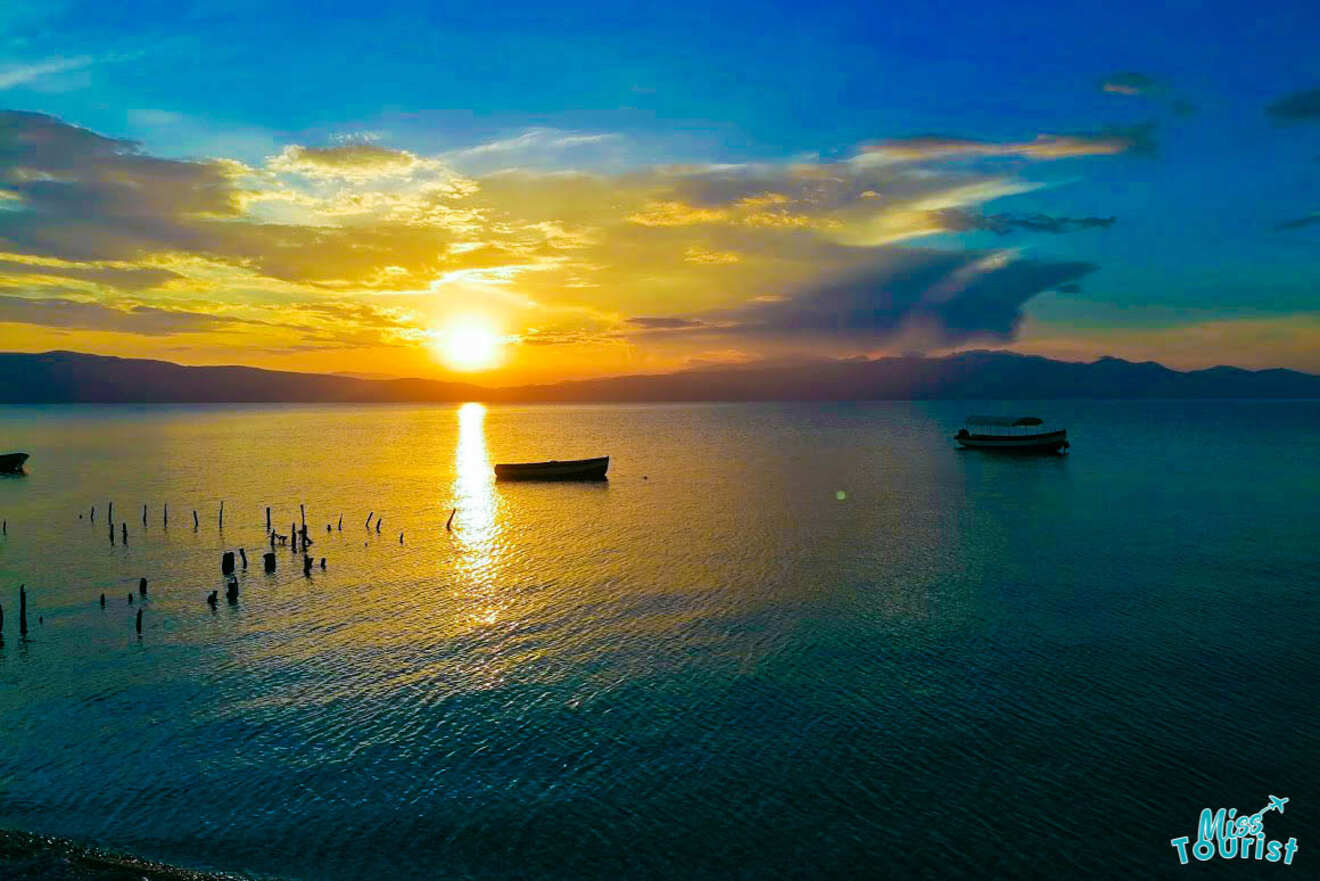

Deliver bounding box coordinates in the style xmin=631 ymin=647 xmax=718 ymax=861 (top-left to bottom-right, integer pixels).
xmin=0 ymin=401 xmax=1316 ymax=879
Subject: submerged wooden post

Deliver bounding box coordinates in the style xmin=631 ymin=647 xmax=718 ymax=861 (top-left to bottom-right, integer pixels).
xmin=207 ymin=590 xmax=218 ymax=609
xmin=263 ymin=552 xmax=277 ymax=573
xmin=221 ymin=551 xmax=235 ymax=575
xmin=136 ymin=608 xmax=142 ymax=635
xmin=302 ymin=555 xmax=313 ymax=576
xmin=239 ymin=547 xmax=248 ymax=569
xmin=19 ymin=585 xmax=27 ymax=637
xmin=226 ymin=577 xmax=239 ymax=603
xmin=109 ymin=523 xmax=115 ymax=545
xmin=138 ymin=577 xmax=147 ymax=597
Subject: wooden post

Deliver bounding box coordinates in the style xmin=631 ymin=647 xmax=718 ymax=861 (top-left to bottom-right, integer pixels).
xmin=263 ymin=552 xmax=277 ymax=573
xmin=19 ymin=585 xmax=27 ymax=637
xmin=266 ymin=506 xmax=272 ymax=530
xmin=319 ymin=557 xmax=326 ymax=570
xmin=221 ymin=551 xmax=235 ymax=575
xmin=399 ymin=532 xmax=404 ymax=544
xmin=366 ymin=512 xmax=373 ymax=529
xmin=291 ymin=522 xmax=298 ymax=553
xmin=121 ymin=522 xmax=127 ymax=544
xmin=108 ymin=501 xmax=113 ymax=522
xmin=376 ymin=518 xmax=382 ymax=534
xmin=91 ymin=505 xmax=95 ymax=522
xmin=300 ymin=504 xmax=306 ymax=529
xmin=270 ymin=531 xmax=276 ymax=549
xmin=109 ymin=523 xmax=115 ymax=545
xmin=100 ymin=593 xmax=105 ymax=609
xmin=142 ymin=504 xmax=147 ymax=525
xmin=302 ymin=555 xmax=313 ymax=576
xmin=163 ymin=504 xmax=168 ymax=526
xmin=337 ymin=514 xmax=342 ymax=531
xmin=226 ymin=578 xmax=239 ymax=603
xmin=138 ymin=577 xmax=147 ymax=597
xmin=208 ymin=590 xmax=218 ymax=609
xmin=239 ymin=547 xmax=248 ymax=569
xmin=136 ymin=608 xmax=142 ymax=634
xmin=219 ymin=500 xmax=224 ymax=530
xmin=193 ymin=510 xmax=199 ymax=530
xmin=446 ymin=508 xmax=456 ymax=531
xmin=1 ymin=602 xmax=4 ymax=634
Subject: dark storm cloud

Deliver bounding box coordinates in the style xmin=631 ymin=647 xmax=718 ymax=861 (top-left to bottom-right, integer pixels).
xmin=0 ymin=295 xmax=245 ymax=335
xmin=634 ymin=249 xmax=1096 ymax=347
xmin=937 ymin=210 xmax=1116 ymax=235
xmin=1273 ymin=213 xmax=1320 ymax=231
xmin=1266 ymin=88 xmax=1320 ymax=122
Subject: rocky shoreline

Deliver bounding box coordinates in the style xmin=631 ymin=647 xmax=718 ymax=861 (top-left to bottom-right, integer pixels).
xmin=0 ymin=829 xmax=258 ymax=881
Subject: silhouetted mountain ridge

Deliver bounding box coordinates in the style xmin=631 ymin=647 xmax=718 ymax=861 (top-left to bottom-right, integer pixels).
xmin=0 ymin=350 xmax=1316 ymax=403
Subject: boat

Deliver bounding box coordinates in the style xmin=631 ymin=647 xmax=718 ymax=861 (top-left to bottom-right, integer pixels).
xmin=0 ymin=452 xmax=29 ymax=473
xmin=494 ymin=456 xmax=609 ymax=481
xmin=954 ymin=417 xmax=1069 ymax=454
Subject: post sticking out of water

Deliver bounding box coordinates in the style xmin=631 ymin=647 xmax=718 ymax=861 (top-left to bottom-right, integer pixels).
xmin=226 ymin=578 xmax=239 ymax=603
xmin=291 ymin=523 xmax=298 ymax=553
xmin=139 ymin=577 xmax=147 ymax=597
xmin=221 ymin=551 xmax=235 ymax=575
xmin=136 ymin=608 xmax=142 ymax=635
xmin=263 ymin=552 xmax=277 ymax=573
xmin=269 ymin=532 xmax=276 ymax=549
xmin=266 ymin=507 xmax=271 ymax=530
xmin=219 ymin=500 xmax=224 ymax=530
xmin=366 ymin=512 xmax=373 ymax=529
xmin=337 ymin=515 xmax=342 ymax=531
xmin=446 ymin=508 xmax=456 ymax=531
xmin=193 ymin=510 xmax=199 ymax=530
xmin=109 ymin=523 xmax=115 ymax=545
xmin=239 ymin=547 xmax=248 ymax=569
xmin=319 ymin=557 xmax=326 ymax=570
xmin=1 ymin=603 xmax=4 ymax=634
xmin=376 ymin=518 xmax=382 ymax=534
xmin=300 ymin=504 xmax=306 ymax=528
xmin=108 ymin=501 xmax=113 ymax=522
xmin=91 ymin=505 xmax=95 ymax=522
xmin=121 ymin=523 xmax=127 ymax=545
xmin=399 ymin=532 xmax=404 ymax=544
xmin=207 ymin=590 xmax=218 ymax=609
xmin=142 ymin=504 xmax=147 ymax=525
xmin=303 ymin=555 xmax=313 ymax=576
xmin=100 ymin=593 xmax=106 ymax=609
xmin=163 ymin=504 xmax=168 ymax=526
xmin=19 ymin=585 xmax=27 ymax=637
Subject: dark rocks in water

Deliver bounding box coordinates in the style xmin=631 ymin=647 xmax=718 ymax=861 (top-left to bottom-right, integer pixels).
xmin=0 ymin=827 xmax=241 ymax=880
xmin=263 ymin=552 xmax=277 ymax=573
xmin=221 ymin=552 xmax=235 ymax=576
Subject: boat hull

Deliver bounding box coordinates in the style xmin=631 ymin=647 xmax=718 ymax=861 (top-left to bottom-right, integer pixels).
xmin=494 ymin=456 xmax=609 ymax=481
xmin=954 ymin=431 xmax=1069 ymax=454
xmin=0 ymin=452 xmax=29 ymax=473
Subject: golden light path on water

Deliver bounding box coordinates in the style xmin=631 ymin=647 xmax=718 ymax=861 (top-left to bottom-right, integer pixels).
xmin=453 ymin=402 xmax=502 ymax=624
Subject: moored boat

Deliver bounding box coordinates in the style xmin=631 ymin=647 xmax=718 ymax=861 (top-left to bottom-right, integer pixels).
xmin=494 ymin=456 xmax=609 ymax=481
xmin=954 ymin=417 xmax=1069 ymax=454
xmin=0 ymin=452 xmax=29 ymax=473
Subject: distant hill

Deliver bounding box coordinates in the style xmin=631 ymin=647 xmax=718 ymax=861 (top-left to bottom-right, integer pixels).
xmin=0 ymin=350 xmax=1316 ymax=404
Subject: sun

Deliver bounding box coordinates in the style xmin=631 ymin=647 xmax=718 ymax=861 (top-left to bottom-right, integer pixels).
xmin=435 ymin=318 xmax=503 ymax=371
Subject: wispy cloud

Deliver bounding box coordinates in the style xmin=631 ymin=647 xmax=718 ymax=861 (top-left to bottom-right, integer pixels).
xmin=1266 ymin=87 xmax=1320 ymax=123
xmin=0 ymin=55 xmax=95 ymax=89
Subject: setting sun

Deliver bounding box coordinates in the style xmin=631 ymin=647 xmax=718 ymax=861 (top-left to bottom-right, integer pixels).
xmin=435 ymin=319 xmax=503 ymax=371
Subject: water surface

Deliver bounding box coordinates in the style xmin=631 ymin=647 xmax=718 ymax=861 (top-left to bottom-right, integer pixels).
xmin=0 ymin=401 xmax=1316 ymax=879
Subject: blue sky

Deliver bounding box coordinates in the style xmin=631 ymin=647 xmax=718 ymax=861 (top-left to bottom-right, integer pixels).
xmin=0 ymin=0 xmax=1317 ymax=377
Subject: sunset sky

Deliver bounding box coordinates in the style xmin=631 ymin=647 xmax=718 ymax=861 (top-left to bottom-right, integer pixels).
xmin=0 ymin=0 xmax=1317 ymax=382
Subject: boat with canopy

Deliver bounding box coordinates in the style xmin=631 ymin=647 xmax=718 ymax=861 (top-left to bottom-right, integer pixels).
xmin=954 ymin=417 xmax=1069 ymax=454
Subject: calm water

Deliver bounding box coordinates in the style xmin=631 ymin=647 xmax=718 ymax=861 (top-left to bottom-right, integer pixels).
xmin=0 ymin=401 xmax=1316 ymax=879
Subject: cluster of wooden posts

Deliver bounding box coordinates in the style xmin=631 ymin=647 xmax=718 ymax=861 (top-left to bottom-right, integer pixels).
xmin=1 ymin=499 xmax=458 ymax=642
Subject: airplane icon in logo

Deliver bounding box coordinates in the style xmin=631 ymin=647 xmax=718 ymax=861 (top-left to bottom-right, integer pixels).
xmin=1249 ymin=795 xmax=1289 ymax=822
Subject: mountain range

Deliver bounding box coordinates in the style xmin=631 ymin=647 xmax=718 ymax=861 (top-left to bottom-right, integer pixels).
xmin=0 ymin=350 xmax=1316 ymax=403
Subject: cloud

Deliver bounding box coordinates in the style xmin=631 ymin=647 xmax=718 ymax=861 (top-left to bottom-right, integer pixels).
xmin=1273 ymin=213 xmax=1320 ymax=231
xmin=627 ymin=316 xmax=709 ymax=330
xmin=1101 ymin=72 xmax=1158 ymax=96
xmin=860 ymin=125 xmax=1156 ymax=162
xmin=267 ymin=144 xmax=444 ymax=181
xmin=937 ymin=210 xmax=1116 ymax=234
xmin=0 ymin=295 xmax=245 ymax=335
xmin=1267 ymin=88 xmax=1320 ymax=122
xmin=0 ymin=56 xmax=95 ymax=90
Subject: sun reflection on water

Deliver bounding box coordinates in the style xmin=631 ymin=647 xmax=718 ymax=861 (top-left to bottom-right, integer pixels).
xmin=452 ymin=403 xmax=501 ymax=611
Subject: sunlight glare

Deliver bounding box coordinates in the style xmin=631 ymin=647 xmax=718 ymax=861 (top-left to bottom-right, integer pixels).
xmin=435 ymin=318 xmax=503 ymax=371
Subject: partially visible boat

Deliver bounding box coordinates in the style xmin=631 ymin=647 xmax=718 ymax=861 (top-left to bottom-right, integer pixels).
xmin=0 ymin=452 xmax=29 ymax=473
xmin=954 ymin=417 xmax=1069 ymax=454
xmin=494 ymin=456 xmax=609 ymax=481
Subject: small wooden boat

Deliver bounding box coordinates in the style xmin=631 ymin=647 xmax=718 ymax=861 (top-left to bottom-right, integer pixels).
xmin=494 ymin=456 xmax=609 ymax=481
xmin=0 ymin=452 xmax=29 ymax=473
xmin=954 ymin=417 xmax=1069 ymax=454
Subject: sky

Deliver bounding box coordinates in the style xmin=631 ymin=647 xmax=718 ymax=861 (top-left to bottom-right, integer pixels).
xmin=0 ymin=0 xmax=1317 ymax=382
